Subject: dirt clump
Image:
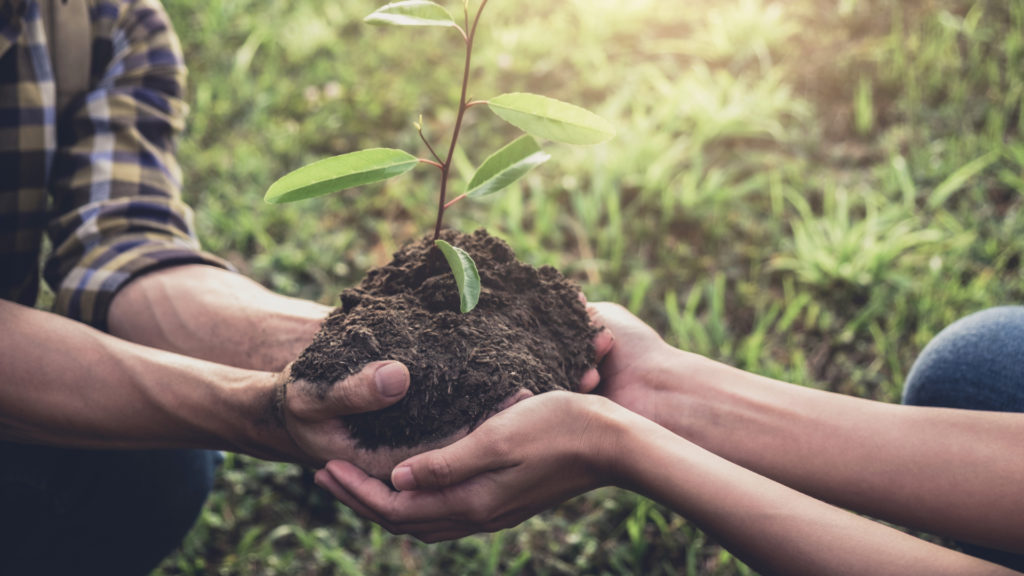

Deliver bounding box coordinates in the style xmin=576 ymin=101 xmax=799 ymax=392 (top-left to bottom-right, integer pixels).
xmin=290 ymin=229 xmax=596 ymax=450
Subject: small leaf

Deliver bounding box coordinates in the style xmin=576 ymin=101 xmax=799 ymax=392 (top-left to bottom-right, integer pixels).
xmin=467 ymin=135 xmax=551 ymax=198
xmin=364 ymin=1 xmax=457 ymax=28
xmin=265 ymin=148 xmax=418 ymax=204
xmin=488 ymin=93 xmax=615 ymax=145
xmin=435 ymin=239 xmax=481 ymax=314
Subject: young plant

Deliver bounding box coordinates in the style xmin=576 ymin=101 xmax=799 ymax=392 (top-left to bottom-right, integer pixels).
xmin=264 ymin=0 xmax=614 ymax=313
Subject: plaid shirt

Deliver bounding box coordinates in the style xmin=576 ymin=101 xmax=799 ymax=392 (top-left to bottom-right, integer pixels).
xmin=0 ymin=0 xmax=227 ymax=330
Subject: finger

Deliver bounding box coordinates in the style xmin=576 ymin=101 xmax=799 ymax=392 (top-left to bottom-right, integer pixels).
xmin=589 ymin=301 xmax=655 ymax=336
xmin=586 ymin=304 xmax=614 ymax=360
xmin=587 ymin=301 xmax=609 ymax=328
xmin=391 ymin=428 xmax=514 ymax=492
xmin=328 ymin=462 xmax=513 ymax=539
xmin=316 ymin=465 xmax=397 ymax=530
xmin=578 ymin=367 xmax=600 ymax=394
xmin=593 ymin=325 xmax=615 ymax=362
xmin=496 ymin=388 xmax=533 ymax=411
xmin=588 ymin=301 xmax=628 ymax=324
xmin=325 ymin=461 xmax=473 ymax=530
xmin=299 ymin=361 xmax=410 ymax=418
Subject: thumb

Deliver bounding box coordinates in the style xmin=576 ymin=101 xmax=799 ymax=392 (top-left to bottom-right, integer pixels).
xmin=298 ymin=361 xmax=410 ymax=419
xmin=391 ymin=429 xmax=512 ymax=491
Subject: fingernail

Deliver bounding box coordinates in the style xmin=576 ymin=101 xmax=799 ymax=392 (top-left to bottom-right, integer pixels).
xmin=375 ymin=362 xmax=408 ymax=398
xmin=392 ymin=466 xmax=417 ymax=491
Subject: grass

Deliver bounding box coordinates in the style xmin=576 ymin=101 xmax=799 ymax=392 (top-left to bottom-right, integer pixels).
xmin=154 ymin=0 xmax=1024 ymax=573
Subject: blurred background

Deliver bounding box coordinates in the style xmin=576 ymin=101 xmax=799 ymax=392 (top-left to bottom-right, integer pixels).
xmin=156 ymin=0 xmax=1023 ymax=573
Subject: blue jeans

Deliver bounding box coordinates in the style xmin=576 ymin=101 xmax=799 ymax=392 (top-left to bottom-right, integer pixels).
xmin=902 ymin=306 xmax=1024 ymax=571
xmin=0 ymin=444 xmax=220 ymax=575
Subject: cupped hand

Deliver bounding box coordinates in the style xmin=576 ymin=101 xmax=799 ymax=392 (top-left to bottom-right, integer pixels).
xmin=586 ymin=302 xmax=679 ymax=421
xmin=314 ymin=391 xmax=630 ymax=542
xmin=271 ymin=360 xmax=458 ymax=475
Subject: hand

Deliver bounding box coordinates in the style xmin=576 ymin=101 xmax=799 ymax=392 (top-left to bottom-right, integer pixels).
xmin=265 ymin=360 xmax=437 ymax=473
xmin=314 ymin=391 xmax=630 ymax=542
xmin=587 ymin=302 xmax=679 ymax=422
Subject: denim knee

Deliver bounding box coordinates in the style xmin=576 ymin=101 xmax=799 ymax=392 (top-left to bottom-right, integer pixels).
xmin=902 ymin=307 xmax=1024 ymax=571
xmin=0 ymin=445 xmax=221 ymax=576
xmin=903 ymin=306 xmax=1024 ymax=413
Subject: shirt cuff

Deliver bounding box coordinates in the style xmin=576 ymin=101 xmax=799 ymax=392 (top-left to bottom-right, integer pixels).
xmin=52 ymin=234 xmax=234 ymax=331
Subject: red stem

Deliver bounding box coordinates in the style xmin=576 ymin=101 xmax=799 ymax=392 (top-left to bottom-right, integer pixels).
xmin=432 ymin=0 xmax=490 ymax=241
xmin=444 ymin=193 xmax=467 ymax=210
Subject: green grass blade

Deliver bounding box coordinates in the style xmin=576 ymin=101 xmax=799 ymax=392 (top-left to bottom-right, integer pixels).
xmin=364 ymin=1 xmax=457 ymax=27
xmin=435 ymin=239 xmax=481 ymax=313
xmin=488 ymin=93 xmax=615 ymax=145
xmin=467 ymin=135 xmax=551 ymax=198
xmin=926 ymin=150 xmax=1000 ymax=209
xmin=265 ymin=148 xmax=418 ymax=204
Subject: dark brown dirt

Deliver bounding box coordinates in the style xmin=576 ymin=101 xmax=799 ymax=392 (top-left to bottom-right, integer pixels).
xmin=290 ymin=229 xmax=596 ymax=450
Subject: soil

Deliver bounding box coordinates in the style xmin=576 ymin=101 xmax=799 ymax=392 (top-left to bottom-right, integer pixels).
xmin=290 ymin=229 xmax=596 ymax=450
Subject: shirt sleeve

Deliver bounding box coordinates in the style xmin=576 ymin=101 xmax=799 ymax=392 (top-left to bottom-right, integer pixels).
xmin=43 ymin=0 xmax=230 ymax=330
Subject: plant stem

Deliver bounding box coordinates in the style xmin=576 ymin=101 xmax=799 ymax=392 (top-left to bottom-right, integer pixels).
xmin=444 ymin=193 xmax=467 ymax=210
xmin=433 ymin=0 xmax=490 ymax=241
xmin=418 ymin=125 xmax=444 ymax=165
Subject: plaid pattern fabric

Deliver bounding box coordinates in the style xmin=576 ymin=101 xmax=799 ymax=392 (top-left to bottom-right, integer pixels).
xmin=0 ymin=0 xmax=228 ymax=330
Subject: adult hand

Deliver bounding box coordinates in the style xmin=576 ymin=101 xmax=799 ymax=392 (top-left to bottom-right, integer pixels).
xmin=256 ymin=361 xmax=429 ymax=474
xmin=586 ymin=302 xmax=681 ymax=423
xmin=314 ymin=391 xmax=630 ymax=542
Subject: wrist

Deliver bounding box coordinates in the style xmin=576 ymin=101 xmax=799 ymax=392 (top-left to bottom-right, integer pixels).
xmin=579 ymin=395 xmax=653 ymax=487
xmin=224 ymin=369 xmax=301 ymax=462
xmin=624 ymin=345 xmax=706 ymax=434
xmin=603 ymin=404 xmax=682 ymax=491
xmin=655 ymin=351 xmax=736 ymax=441
xmin=647 ymin=351 xmax=807 ymax=454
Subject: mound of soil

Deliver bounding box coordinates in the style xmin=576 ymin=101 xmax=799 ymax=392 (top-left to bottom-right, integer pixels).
xmin=290 ymin=229 xmax=596 ymax=450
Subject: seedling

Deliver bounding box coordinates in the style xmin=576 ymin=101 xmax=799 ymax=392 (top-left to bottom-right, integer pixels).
xmin=264 ymin=0 xmax=614 ymax=313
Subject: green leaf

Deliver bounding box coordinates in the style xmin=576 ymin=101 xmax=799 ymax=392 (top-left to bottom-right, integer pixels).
xmin=364 ymin=1 xmax=457 ymax=28
xmin=265 ymin=148 xmax=418 ymax=204
xmin=435 ymin=239 xmax=481 ymax=314
xmin=467 ymin=135 xmax=551 ymax=198
xmin=488 ymin=93 xmax=615 ymax=145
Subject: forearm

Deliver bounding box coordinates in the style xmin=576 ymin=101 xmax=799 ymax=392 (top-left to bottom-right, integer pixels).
xmin=0 ymin=299 xmax=285 ymax=457
xmin=643 ymin=350 xmax=1024 ymax=552
xmin=616 ymin=415 xmax=1016 ymax=576
xmin=108 ymin=264 xmax=330 ymax=371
